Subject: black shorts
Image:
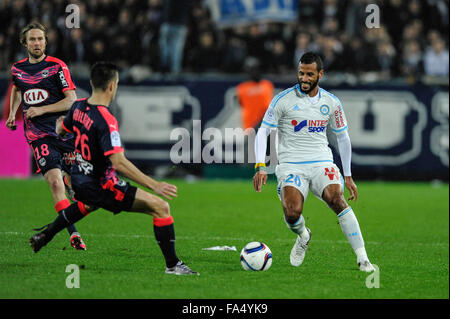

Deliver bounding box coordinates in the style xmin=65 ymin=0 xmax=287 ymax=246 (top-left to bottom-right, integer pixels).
xmin=30 ymin=137 xmax=75 ymax=175
xmin=71 ymin=176 xmax=137 ymax=214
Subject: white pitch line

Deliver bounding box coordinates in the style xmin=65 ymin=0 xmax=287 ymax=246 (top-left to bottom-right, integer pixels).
xmin=1 ymin=231 xmax=448 ymax=246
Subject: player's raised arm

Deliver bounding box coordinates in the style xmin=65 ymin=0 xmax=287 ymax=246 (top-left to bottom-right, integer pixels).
xmin=6 ymin=85 xmax=21 ymax=130
xmin=109 ymin=152 xmax=178 ymax=200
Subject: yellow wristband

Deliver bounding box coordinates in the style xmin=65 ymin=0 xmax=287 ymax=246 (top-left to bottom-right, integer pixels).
xmin=254 ymin=163 xmax=266 ymax=169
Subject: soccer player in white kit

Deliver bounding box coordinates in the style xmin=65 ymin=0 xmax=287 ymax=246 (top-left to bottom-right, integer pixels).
xmin=253 ymin=52 xmax=375 ymax=272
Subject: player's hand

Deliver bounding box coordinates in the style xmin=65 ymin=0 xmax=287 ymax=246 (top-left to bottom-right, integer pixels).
xmin=154 ymin=182 xmax=178 ymax=200
xmin=253 ymin=170 xmax=268 ymax=192
xmin=344 ymin=176 xmax=358 ymax=202
xmin=6 ymin=116 xmax=17 ymax=130
xmin=26 ymin=107 xmax=45 ymax=118
xmin=56 ymin=115 xmax=65 ymax=126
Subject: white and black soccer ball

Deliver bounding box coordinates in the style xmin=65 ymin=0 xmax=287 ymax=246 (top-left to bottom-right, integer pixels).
xmin=240 ymin=242 xmax=272 ymax=271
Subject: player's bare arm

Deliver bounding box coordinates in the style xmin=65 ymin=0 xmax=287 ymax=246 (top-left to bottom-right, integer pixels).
xmin=6 ymin=85 xmax=22 ymax=130
xmin=253 ymin=169 xmax=268 ymax=192
xmin=55 ymin=115 xmax=66 ymax=136
xmin=26 ymin=89 xmax=77 ymax=119
xmin=109 ymin=152 xmax=178 ymax=200
xmin=344 ymin=176 xmax=358 ymax=202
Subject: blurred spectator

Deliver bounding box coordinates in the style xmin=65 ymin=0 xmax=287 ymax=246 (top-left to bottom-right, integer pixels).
xmin=318 ymin=35 xmax=344 ymax=72
xmin=222 ymin=35 xmax=247 ymax=73
xmin=297 ymin=0 xmax=320 ymax=26
xmin=158 ymin=0 xmax=192 ymax=73
xmin=86 ymin=39 xmax=109 ymax=66
xmin=382 ymin=0 xmax=408 ymax=44
xmin=424 ymin=0 xmax=449 ymax=35
xmin=266 ymin=39 xmax=291 ymax=74
xmin=65 ymin=28 xmax=85 ymax=64
xmin=293 ymin=32 xmax=313 ymax=66
xmin=341 ymin=37 xmax=367 ymax=74
xmin=0 ymin=0 xmax=448 ymax=81
xmin=424 ymin=37 xmax=449 ymax=76
xmin=236 ymin=58 xmax=274 ymax=130
xmin=319 ymin=0 xmax=347 ymax=29
xmin=376 ymin=40 xmax=397 ymax=78
xmin=400 ymin=40 xmax=423 ymax=77
xmin=187 ymin=32 xmax=220 ymax=73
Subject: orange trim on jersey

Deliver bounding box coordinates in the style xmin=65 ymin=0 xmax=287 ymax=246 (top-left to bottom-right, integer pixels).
xmin=153 ymin=216 xmax=174 ymax=227
xmin=61 ymin=121 xmax=72 ymax=133
xmin=13 ymin=57 xmax=28 ymax=65
xmin=30 ymin=144 xmax=41 ymax=174
xmin=104 ymin=147 xmax=124 ymax=156
xmin=77 ymin=201 xmax=90 ymax=216
xmin=97 ymin=105 xmax=123 ymax=156
xmin=45 ymin=55 xmax=76 ymax=91
xmin=101 ymin=180 xmax=125 ymax=201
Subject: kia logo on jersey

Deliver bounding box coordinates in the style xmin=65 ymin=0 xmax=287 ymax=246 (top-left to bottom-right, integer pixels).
xmin=23 ymin=88 xmax=49 ymax=105
xmin=292 ymin=119 xmax=327 ymax=132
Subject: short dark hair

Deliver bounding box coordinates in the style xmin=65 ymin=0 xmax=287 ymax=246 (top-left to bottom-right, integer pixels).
xmin=90 ymin=62 xmax=119 ymax=91
xmin=299 ymin=52 xmax=323 ymax=71
xmin=20 ymin=22 xmax=48 ymax=45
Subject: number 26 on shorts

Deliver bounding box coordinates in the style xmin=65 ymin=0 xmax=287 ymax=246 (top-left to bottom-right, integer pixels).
xmin=285 ymin=174 xmax=301 ymax=187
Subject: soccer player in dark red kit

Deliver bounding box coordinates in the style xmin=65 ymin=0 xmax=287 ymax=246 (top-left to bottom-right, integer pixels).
xmin=30 ymin=62 xmax=199 ymax=275
xmin=6 ymin=22 xmax=86 ymax=250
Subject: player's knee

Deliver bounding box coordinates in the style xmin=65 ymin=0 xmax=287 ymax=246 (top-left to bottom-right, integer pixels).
xmin=47 ymin=176 xmax=64 ymax=194
xmin=283 ymin=201 xmax=303 ymax=224
xmin=151 ymin=198 xmax=170 ymax=219
xmin=327 ymin=194 xmax=347 ymax=213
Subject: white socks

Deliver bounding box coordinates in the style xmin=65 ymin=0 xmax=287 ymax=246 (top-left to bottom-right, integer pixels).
xmin=285 ymin=215 xmax=310 ymax=240
xmin=338 ymin=207 xmax=369 ymax=262
xmin=284 ymin=208 xmax=370 ymax=263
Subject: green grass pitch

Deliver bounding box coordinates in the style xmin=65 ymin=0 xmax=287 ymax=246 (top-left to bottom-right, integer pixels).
xmin=0 ymin=177 xmax=448 ymax=299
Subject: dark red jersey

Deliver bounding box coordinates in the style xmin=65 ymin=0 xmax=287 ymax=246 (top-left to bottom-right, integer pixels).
xmin=11 ymin=55 xmax=76 ymax=143
xmin=62 ymin=98 xmax=124 ymax=185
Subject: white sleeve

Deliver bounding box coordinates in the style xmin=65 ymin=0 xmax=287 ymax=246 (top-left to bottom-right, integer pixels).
xmin=336 ymin=130 xmax=352 ymax=177
xmin=254 ymin=127 xmax=271 ymax=164
xmin=260 ymin=94 xmax=283 ymax=130
xmin=330 ymin=97 xmax=348 ymax=134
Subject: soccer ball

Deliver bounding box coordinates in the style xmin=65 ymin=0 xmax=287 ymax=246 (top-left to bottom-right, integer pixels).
xmin=240 ymin=242 xmax=272 ymax=271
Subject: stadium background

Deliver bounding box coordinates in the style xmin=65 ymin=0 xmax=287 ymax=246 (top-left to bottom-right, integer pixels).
xmin=0 ymin=0 xmax=448 ymax=180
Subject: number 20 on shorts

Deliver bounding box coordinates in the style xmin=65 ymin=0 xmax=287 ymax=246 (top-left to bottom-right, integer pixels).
xmin=285 ymin=174 xmax=301 ymax=187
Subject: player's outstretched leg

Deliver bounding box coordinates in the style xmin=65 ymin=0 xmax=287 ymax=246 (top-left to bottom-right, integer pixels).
xmin=130 ymin=188 xmax=199 ymax=276
xmin=323 ymin=184 xmax=375 ymax=272
xmin=337 ymin=207 xmax=374 ymax=272
xmin=282 ymin=186 xmax=311 ymax=267
xmin=45 ymin=168 xmax=86 ymax=250
xmin=30 ymin=201 xmax=92 ymax=253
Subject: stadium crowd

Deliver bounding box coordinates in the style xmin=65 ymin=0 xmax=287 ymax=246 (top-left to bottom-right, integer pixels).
xmin=0 ymin=0 xmax=448 ymax=79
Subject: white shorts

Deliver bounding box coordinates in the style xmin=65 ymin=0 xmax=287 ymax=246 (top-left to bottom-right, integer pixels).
xmin=275 ymin=162 xmax=344 ymax=202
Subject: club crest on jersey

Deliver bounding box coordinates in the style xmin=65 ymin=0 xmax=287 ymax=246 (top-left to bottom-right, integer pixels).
xmin=320 ymin=104 xmax=330 ymax=115
xmin=291 ymin=119 xmax=327 ymax=133
xmin=23 ymin=88 xmax=49 ymax=105
xmin=39 ymin=157 xmax=46 ymax=167
xmin=42 ymin=69 xmax=49 ymax=77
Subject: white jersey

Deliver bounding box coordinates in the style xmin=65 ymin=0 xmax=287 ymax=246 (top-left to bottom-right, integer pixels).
xmin=261 ymin=84 xmax=348 ymax=164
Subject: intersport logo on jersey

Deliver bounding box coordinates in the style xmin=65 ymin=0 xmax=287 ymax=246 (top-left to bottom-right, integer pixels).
xmin=23 ymin=88 xmax=49 ymax=105
xmin=292 ymin=119 xmax=327 ymax=133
